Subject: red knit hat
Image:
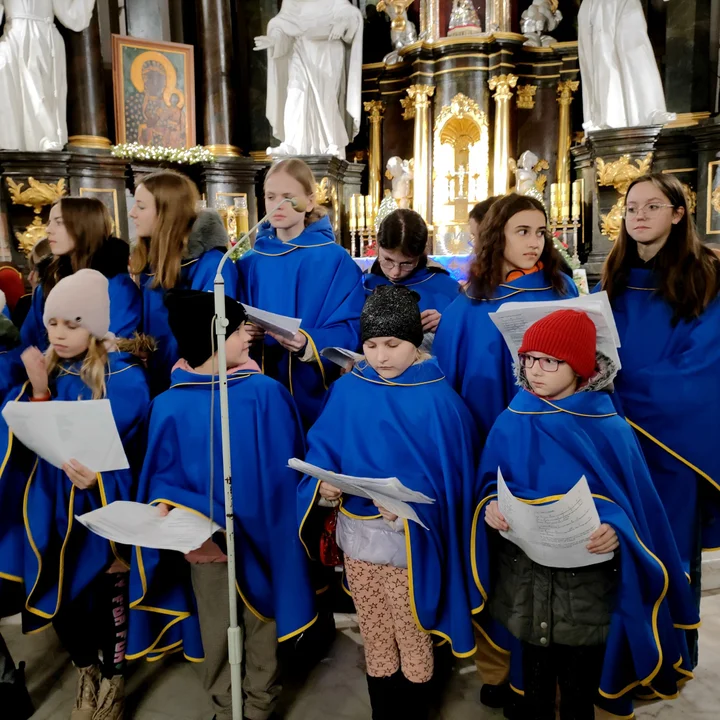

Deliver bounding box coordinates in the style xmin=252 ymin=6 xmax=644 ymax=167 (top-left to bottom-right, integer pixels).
xmin=519 ymin=309 xmax=597 ymax=380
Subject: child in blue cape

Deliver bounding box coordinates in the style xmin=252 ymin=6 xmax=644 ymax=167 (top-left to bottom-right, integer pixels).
xmin=434 ymin=193 xmax=578 ymax=439
xmin=126 ymin=290 xmax=316 ymax=720
xmin=129 ymin=169 xmax=238 ymax=395
xmin=237 ymin=158 xmax=365 ymax=429
xmin=474 ymin=309 xmax=699 ymax=719
xmin=363 ymin=209 xmax=459 ymax=351
xmin=0 ymin=290 xmax=20 ymax=352
xmin=600 ymin=172 xmax=720 ymax=667
xmin=298 ymin=285 xmax=482 ymax=720
xmin=0 ymin=269 xmax=150 ymax=720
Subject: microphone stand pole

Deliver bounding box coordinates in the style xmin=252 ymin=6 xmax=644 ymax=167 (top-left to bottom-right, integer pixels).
xmin=212 ymin=197 xmax=298 ymax=720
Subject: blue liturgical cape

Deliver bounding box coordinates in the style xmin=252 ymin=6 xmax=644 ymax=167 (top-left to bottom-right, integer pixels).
xmin=0 ymin=277 xmax=141 ymax=401
xmin=297 ymin=359 xmax=482 ymax=657
xmin=237 ymin=216 xmax=365 ymax=429
xmin=605 ymin=268 xmax=720 ymax=570
xmin=473 ymin=389 xmax=700 ymax=716
xmin=127 ymin=365 xmax=316 ymax=662
xmin=0 ymin=353 xmax=149 ymax=633
xmin=139 ymin=249 xmax=238 ymax=396
xmin=434 ymin=271 xmax=578 ymax=438
xmin=363 ymin=262 xmax=460 ymax=313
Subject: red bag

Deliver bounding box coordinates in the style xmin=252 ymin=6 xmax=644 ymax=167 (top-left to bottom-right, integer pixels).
xmin=319 ymin=506 xmax=343 ymax=567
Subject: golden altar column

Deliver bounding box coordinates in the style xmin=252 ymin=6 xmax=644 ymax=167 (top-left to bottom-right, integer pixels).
xmin=489 ymin=74 xmax=518 ymax=196
xmin=407 ymin=84 xmax=436 ymax=223
xmin=556 ymin=80 xmax=580 ymax=188
xmin=364 ymin=100 xmax=385 ymax=216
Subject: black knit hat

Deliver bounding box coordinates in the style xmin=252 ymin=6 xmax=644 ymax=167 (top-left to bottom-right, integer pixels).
xmin=165 ymin=289 xmax=248 ymax=368
xmin=361 ymin=285 xmax=423 ymax=347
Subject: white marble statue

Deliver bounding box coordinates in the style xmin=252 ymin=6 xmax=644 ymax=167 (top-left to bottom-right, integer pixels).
xmin=513 ymin=150 xmax=540 ymax=195
xmin=521 ymin=0 xmax=562 ymax=47
xmin=377 ymin=1 xmax=417 ymax=50
xmin=255 ymin=0 xmax=364 ymax=158
xmin=386 ymin=156 xmax=413 ymax=208
xmin=0 ymin=0 xmax=96 ymax=152
xmin=578 ymin=0 xmax=676 ymax=131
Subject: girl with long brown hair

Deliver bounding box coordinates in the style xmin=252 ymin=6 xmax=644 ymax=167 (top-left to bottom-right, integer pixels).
xmin=600 ymin=172 xmax=720 ymax=667
xmin=237 ymin=157 xmax=365 ymax=429
xmin=434 ymin=193 xmax=577 ymax=437
xmin=0 ymin=270 xmax=150 ymax=720
xmin=0 ymin=197 xmax=141 ymax=401
xmin=128 ymin=169 xmax=237 ymax=394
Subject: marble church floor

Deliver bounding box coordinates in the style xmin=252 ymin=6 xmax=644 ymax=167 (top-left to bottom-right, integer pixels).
xmin=5 ymin=592 xmax=720 ymax=720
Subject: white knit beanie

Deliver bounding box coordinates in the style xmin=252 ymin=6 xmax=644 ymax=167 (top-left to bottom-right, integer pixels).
xmin=43 ymin=269 xmax=110 ymax=340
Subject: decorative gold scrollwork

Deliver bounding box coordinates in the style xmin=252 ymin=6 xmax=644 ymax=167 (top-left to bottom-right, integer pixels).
xmin=6 ymin=177 xmax=66 ymax=255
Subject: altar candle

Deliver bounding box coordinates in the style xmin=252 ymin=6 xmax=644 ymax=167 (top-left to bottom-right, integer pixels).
xmin=356 ymin=194 xmax=366 ymax=230
xmin=349 ymin=195 xmax=358 ymax=231
xmin=571 ymin=180 xmax=582 ymax=220
xmin=365 ymin=195 xmax=374 ymax=228
xmin=560 ymin=182 xmax=570 ymax=220
xmin=550 ymin=183 xmax=559 ymax=223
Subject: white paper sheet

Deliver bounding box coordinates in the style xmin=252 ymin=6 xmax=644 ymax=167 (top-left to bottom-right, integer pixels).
xmin=497 ymin=469 xmax=614 ymax=569
xmin=241 ymin=304 xmax=302 ymax=340
xmin=289 ymin=458 xmax=434 ymax=530
xmin=320 ymin=347 xmax=364 ymax=369
xmin=2 ymin=399 xmax=129 ymax=472
xmin=490 ymin=291 xmax=621 ymax=378
xmin=77 ymin=501 xmax=222 ymax=554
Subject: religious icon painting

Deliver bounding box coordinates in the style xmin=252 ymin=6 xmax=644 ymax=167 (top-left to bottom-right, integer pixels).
xmin=111 ymin=35 xmax=196 ymax=149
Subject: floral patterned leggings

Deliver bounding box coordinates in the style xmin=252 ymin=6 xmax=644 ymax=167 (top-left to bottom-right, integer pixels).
xmin=345 ymin=557 xmax=434 ymax=682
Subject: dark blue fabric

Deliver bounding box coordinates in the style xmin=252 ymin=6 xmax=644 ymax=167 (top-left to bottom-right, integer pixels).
xmin=237 ymin=216 xmax=364 ymax=429
xmin=297 ymin=358 xmax=482 ymax=657
xmin=434 ymin=271 xmax=578 ymax=438
xmin=474 ymin=389 xmax=699 ymax=716
xmin=127 ymin=366 xmax=316 ymax=662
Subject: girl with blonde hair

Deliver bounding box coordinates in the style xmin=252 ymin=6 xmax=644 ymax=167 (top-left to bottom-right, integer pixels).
xmin=0 ymin=197 xmax=141 ymax=400
xmin=237 ymin=157 xmax=364 ymax=428
xmin=0 ymin=269 xmax=150 ymax=720
xmin=129 ymin=169 xmax=237 ymax=393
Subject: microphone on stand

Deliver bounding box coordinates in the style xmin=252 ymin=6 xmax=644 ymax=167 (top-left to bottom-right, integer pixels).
xmin=210 ymin=192 xmax=307 ymax=720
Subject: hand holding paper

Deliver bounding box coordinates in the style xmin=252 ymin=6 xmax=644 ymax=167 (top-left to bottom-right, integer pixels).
xmin=241 ymin=304 xmax=302 ymax=340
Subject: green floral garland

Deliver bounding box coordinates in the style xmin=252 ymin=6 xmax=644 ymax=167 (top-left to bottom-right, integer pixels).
xmin=110 ymin=143 xmax=215 ymax=165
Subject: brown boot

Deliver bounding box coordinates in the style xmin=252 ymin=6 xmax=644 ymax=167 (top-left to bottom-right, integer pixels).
xmin=71 ymin=666 xmax=101 ymax=720
xmin=92 ymin=676 xmax=124 ymax=720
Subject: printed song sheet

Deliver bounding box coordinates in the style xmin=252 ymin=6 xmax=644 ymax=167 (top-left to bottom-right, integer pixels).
xmin=289 ymin=458 xmax=434 ymax=529
xmin=241 ymin=304 xmax=302 ymax=340
xmin=497 ymin=469 xmax=614 ymax=568
xmin=77 ymin=501 xmax=222 ymax=554
xmin=2 ymin=399 xmax=129 ymax=472
xmin=490 ymin=291 xmax=621 ymax=377
xmin=320 ymin=347 xmax=364 ymax=369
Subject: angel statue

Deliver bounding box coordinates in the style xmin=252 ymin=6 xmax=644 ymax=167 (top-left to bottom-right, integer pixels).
xmin=511 ymin=150 xmax=546 ymax=206
xmin=521 ymin=0 xmax=562 ymax=47
xmin=0 ymin=0 xmax=96 ymax=151
xmin=255 ymin=0 xmax=363 ymax=158
xmin=386 ymin=156 xmax=413 ymax=209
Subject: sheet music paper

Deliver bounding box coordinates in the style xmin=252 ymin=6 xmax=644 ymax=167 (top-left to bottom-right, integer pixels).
xmin=490 ymin=291 xmax=621 ymax=378
xmin=289 ymin=458 xmax=434 ymax=530
xmin=2 ymin=399 xmax=129 ymax=472
xmin=320 ymin=347 xmax=363 ymax=369
xmin=497 ymin=468 xmax=614 ymax=569
xmin=77 ymin=501 xmax=221 ymax=554
xmin=241 ymin=304 xmax=302 ymax=339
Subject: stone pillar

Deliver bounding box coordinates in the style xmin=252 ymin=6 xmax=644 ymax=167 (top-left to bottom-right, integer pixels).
xmin=407 ymin=84 xmax=435 ymax=223
xmin=490 ymin=74 xmax=518 ymax=195
xmin=197 ymin=0 xmax=241 ymax=156
xmin=63 ymin=5 xmax=111 ymax=151
xmin=364 ymin=100 xmax=385 ymax=216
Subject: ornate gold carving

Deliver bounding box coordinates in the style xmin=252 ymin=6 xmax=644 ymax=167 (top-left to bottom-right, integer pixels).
xmin=712 ymin=185 xmax=720 ymax=215
xmin=364 ymin=100 xmax=385 ymax=122
xmin=489 ymin=74 xmax=518 ymax=101
xmin=682 ymin=183 xmax=697 ymax=215
xmin=407 ymin=84 xmax=435 ymax=108
xmin=516 ymin=84 xmax=538 ymax=110
xmin=6 ymin=177 xmax=67 ymax=255
xmin=556 ymin=79 xmax=579 ymax=106
xmin=400 ymin=96 xmax=415 ymax=120
xmin=596 ymin=153 xmax=653 ymax=241
xmin=534 ymin=159 xmax=549 ymax=193
xmin=596 ymin=153 xmax=653 ymax=195
xmin=315 ymin=177 xmax=330 ymax=205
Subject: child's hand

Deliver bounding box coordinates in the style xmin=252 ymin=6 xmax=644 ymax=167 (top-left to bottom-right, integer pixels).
xmin=484 ymin=500 xmax=509 ymax=532
xmin=268 ymin=330 xmax=307 ymax=354
xmin=63 ymin=459 xmax=97 ymax=490
xmin=420 ymin=308 xmax=441 ymax=332
xmin=373 ymin=502 xmax=399 ymax=523
xmin=21 ymin=346 xmax=49 ymax=398
xmin=156 ymin=503 xmax=173 ymax=517
xmin=319 ymin=481 xmax=342 ymax=502
xmin=245 ymin=323 xmax=266 ymax=343
xmin=587 ymin=523 xmax=619 ymax=554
